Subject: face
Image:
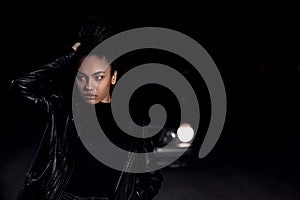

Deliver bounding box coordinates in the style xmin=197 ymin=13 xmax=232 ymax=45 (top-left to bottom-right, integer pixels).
xmin=76 ymin=55 xmax=117 ymax=104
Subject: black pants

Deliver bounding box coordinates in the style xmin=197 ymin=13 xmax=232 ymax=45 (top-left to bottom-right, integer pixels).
xmin=60 ymin=191 xmax=109 ymax=200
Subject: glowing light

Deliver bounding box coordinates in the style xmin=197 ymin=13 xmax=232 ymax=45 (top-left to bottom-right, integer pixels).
xmin=177 ymin=143 xmax=191 ymax=148
xmin=170 ymin=132 xmax=176 ymax=138
xmin=177 ymin=123 xmax=194 ymax=143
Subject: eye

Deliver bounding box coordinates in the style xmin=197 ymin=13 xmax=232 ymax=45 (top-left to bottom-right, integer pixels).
xmin=77 ymin=74 xmax=86 ymax=81
xmin=94 ymin=75 xmax=103 ymax=81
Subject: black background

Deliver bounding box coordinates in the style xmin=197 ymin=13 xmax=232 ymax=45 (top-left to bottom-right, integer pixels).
xmin=1 ymin=4 xmax=300 ymax=199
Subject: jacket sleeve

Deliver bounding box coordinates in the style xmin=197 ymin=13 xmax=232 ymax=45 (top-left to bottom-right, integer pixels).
xmin=131 ymin=138 xmax=164 ymax=200
xmin=133 ymin=170 xmax=163 ymax=200
xmin=10 ymin=48 xmax=76 ymax=113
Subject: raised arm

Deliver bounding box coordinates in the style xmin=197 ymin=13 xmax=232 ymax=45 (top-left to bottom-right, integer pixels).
xmin=10 ymin=43 xmax=80 ymax=112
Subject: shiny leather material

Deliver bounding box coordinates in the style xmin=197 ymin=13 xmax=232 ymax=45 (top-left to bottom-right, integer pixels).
xmin=11 ymin=48 xmax=163 ymax=200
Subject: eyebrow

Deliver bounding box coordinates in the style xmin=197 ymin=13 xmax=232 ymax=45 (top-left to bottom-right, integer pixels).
xmin=78 ymin=71 xmax=105 ymax=76
xmin=92 ymin=71 xmax=105 ymax=76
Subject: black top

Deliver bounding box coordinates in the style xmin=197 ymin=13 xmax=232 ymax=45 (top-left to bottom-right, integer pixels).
xmin=65 ymin=102 xmax=132 ymax=198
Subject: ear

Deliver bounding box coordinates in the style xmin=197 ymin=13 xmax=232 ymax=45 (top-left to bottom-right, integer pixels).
xmin=111 ymin=70 xmax=117 ymax=85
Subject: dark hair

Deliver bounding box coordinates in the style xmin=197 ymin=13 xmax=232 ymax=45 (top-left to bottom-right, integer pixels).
xmin=75 ymin=15 xmax=116 ymax=75
xmin=78 ymin=15 xmax=113 ymax=46
xmin=76 ymin=45 xmax=116 ymax=76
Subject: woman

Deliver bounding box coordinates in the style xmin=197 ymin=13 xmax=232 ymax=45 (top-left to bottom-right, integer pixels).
xmin=10 ymin=16 xmax=163 ymax=200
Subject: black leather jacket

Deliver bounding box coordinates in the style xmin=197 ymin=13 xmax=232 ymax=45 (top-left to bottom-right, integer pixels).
xmin=10 ymin=48 xmax=163 ymax=200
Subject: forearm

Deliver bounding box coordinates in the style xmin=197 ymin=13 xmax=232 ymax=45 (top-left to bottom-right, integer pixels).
xmin=10 ymin=47 xmax=76 ymax=104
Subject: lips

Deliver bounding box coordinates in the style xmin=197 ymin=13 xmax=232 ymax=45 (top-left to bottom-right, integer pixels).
xmin=83 ymin=94 xmax=97 ymax=100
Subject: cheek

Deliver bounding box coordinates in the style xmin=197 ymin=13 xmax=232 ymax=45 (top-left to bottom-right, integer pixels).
xmin=76 ymin=81 xmax=83 ymax=90
xmin=95 ymin=81 xmax=111 ymax=95
xmin=76 ymin=81 xmax=85 ymax=95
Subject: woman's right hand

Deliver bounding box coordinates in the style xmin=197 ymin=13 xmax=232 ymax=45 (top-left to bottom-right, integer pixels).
xmin=72 ymin=42 xmax=81 ymax=51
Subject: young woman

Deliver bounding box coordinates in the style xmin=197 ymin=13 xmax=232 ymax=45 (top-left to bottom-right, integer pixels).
xmin=10 ymin=16 xmax=163 ymax=200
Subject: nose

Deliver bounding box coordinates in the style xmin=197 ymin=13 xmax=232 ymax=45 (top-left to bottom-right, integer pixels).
xmin=83 ymin=79 xmax=95 ymax=91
